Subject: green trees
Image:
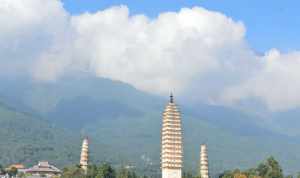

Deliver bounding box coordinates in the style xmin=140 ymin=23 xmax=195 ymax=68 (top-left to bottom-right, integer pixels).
xmin=117 ymin=167 xmax=138 ymax=178
xmin=95 ymin=163 xmax=116 ymax=178
xmin=7 ymin=167 xmax=18 ymax=177
xmin=219 ymin=156 xmax=284 ymax=178
xmin=62 ymin=163 xmax=147 ymax=178
xmin=183 ymin=171 xmax=195 ymax=178
xmin=257 ymin=157 xmax=283 ymax=178
xmin=86 ymin=165 xmax=99 ymax=178
xmin=0 ymin=164 xmax=4 ymax=174
xmin=219 ymin=170 xmax=235 ymax=178
xmin=61 ymin=165 xmax=86 ymax=178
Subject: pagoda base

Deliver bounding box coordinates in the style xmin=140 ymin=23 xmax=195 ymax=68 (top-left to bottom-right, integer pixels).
xmin=162 ymin=169 xmax=181 ymax=178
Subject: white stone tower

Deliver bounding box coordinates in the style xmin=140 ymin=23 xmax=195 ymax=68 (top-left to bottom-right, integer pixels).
xmin=80 ymin=137 xmax=89 ymax=174
xmin=161 ymin=94 xmax=183 ymax=178
xmin=200 ymin=144 xmax=209 ymax=178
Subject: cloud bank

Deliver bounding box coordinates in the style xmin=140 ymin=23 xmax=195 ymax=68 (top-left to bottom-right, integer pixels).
xmin=1 ymin=0 xmax=300 ymax=111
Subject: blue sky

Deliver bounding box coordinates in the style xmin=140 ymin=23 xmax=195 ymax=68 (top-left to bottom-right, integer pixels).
xmin=62 ymin=0 xmax=300 ymax=53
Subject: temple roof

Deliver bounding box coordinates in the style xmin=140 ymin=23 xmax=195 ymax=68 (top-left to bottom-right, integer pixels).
xmin=26 ymin=161 xmax=61 ymax=173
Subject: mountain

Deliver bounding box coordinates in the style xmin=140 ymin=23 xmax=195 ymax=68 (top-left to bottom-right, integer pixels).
xmin=1 ymin=73 xmax=300 ymax=175
xmin=270 ymin=109 xmax=300 ymax=137
xmin=0 ymin=101 xmax=80 ymax=167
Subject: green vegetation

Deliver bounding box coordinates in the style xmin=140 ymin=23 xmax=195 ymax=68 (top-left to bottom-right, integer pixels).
xmin=7 ymin=167 xmax=18 ymax=177
xmin=59 ymin=157 xmax=300 ymax=178
xmin=0 ymin=102 xmax=80 ymax=167
xmin=219 ymin=157 xmax=285 ymax=178
xmin=0 ymin=164 xmax=5 ymax=175
xmin=61 ymin=163 xmax=146 ymax=178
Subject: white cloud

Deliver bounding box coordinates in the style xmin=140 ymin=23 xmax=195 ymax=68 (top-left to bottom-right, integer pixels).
xmin=222 ymin=49 xmax=300 ymax=111
xmin=0 ymin=0 xmax=70 ymax=77
xmin=1 ymin=0 xmax=300 ymax=111
xmin=67 ymin=6 xmax=247 ymax=94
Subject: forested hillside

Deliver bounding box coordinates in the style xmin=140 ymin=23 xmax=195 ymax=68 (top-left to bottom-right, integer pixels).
xmin=0 ymin=102 xmax=80 ymax=167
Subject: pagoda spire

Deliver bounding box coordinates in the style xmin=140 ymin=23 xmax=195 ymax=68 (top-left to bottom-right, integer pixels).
xmin=170 ymin=92 xmax=174 ymax=103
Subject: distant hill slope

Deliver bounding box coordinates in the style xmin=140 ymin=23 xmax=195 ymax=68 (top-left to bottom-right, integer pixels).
xmin=270 ymin=109 xmax=300 ymax=137
xmin=1 ymin=74 xmax=300 ymax=175
xmin=0 ymin=102 xmax=80 ymax=167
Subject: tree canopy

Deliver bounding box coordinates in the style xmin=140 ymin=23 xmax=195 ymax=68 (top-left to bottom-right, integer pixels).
xmin=61 ymin=163 xmax=148 ymax=178
xmin=219 ymin=156 xmax=284 ymax=178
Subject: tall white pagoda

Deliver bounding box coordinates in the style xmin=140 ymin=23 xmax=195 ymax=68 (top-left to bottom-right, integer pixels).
xmin=80 ymin=137 xmax=89 ymax=174
xmin=161 ymin=94 xmax=183 ymax=178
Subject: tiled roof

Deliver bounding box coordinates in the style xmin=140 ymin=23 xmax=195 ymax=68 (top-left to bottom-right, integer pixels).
xmin=26 ymin=161 xmax=61 ymax=174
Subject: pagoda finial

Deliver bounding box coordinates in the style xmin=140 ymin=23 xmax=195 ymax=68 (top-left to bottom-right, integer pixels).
xmin=170 ymin=92 xmax=174 ymax=103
